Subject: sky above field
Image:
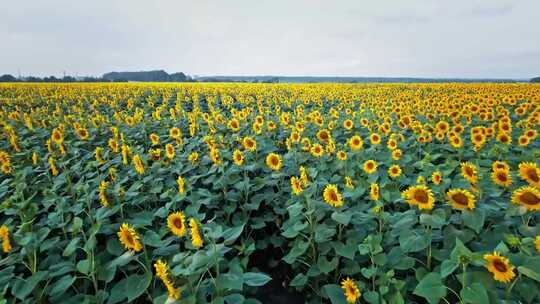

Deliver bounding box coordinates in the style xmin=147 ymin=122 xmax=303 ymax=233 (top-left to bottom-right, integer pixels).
xmin=1 ymin=0 xmax=539 ymax=79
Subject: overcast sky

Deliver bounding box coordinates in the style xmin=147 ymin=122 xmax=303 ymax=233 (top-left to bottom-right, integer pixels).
xmin=1 ymin=0 xmax=539 ymax=78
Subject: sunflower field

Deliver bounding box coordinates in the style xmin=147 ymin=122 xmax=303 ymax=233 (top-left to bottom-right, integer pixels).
xmin=0 ymin=82 xmax=539 ymax=304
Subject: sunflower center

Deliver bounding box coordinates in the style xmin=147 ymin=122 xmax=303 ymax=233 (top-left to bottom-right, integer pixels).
xmin=125 ymin=233 xmax=134 ymax=245
xmin=519 ymin=192 xmax=539 ymax=205
xmin=526 ymin=169 xmax=539 ymax=182
xmin=413 ymin=190 xmax=429 ymax=204
xmin=497 ymin=172 xmax=507 ymax=182
xmin=452 ymin=193 xmax=469 ymax=206
xmin=493 ymin=260 xmax=508 ymax=272
xmin=173 ymin=218 xmax=183 ymax=229
xmin=330 ymin=191 xmax=338 ymax=202
xmin=271 ymin=157 xmax=278 ymax=166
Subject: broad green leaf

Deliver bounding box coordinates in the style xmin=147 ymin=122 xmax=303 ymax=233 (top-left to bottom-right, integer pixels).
xmin=413 ymin=272 xmax=447 ymax=304
xmin=243 ymin=272 xmax=271 ymax=287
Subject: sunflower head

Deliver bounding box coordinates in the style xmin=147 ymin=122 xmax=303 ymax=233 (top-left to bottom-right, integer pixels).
xmin=370 ymin=183 xmax=379 ymax=201
xmin=337 ymin=150 xmax=347 ymax=161
xmin=349 ymin=135 xmax=364 ymax=151
xmin=484 ymin=251 xmax=515 ymax=283
xmin=511 ymin=186 xmax=540 ymax=211
xmin=402 ymin=185 xmax=435 ymax=210
xmin=117 ymin=223 xmax=143 ymax=252
xmin=233 ymin=149 xmax=244 ymax=166
xmin=310 ymin=144 xmax=324 ymax=157
xmin=290 ymin=176 xmax=303 ymax=195
xmin=363 ymin=160 xmax=378 ymax=174
xmin=341 ymin=277 xmax=361 ymax=304
xmin=492 ymin=161 xmax=510 ymax=172
xmin=447 ymin=188 xmax=476 ymax=210
xmin=266 ymin=153 xmax=282 ymax=171
xmin=388 ymin=165 xmax=402 ymax=178
xmin=431 ymin=171 xmax=442 ymax=185
xmin=323 ymin=184 xmax=343 ymax=207
xmin=518 ymin=162 xmax=540 ymax=188
xmin=167 ymin=211 xmax=187 ymax=237
xmin=491 ymin=169 xmax=512 ymax=188
xmin=461 ymin=162 xmax=478 ymax=184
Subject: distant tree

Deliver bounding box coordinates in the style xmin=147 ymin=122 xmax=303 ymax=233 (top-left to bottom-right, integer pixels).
xmin=531 ymin=77 xmax=540 ymax=83
xmin=0 ymin=74 xmax=18 ymax=82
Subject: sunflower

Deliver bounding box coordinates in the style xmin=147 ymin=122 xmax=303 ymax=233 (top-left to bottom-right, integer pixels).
xmin=228 ymin=118 xmax=240 ymax=132
xmin=511 ymin=186 xmax=540 ymax=211
xmin=496 ymin=132 xmax=511 ymax=145
xmin=189 ymin=218 xmax=204 ymax=248
xmin=149 ymin=133 xmax=160 ymax=146
xmin=169 ymin=127 xmax=181 ymax=139
xmin=177 ymin=176 xmax=185 ymax=195
xmin=290 ymin=176 xmax=303 ymax=195
xmin=388 ymin=164 xmax=402 ymax=178
xmin=210 ymin=148 xmax=221 ymax=166
xmin=349 ymin=135 xmax=363 ymax=151
xmin=165 ymin=143 xmax=175 ymax=160
xmin=266 ymin=153 xmax=282 ymax=171
xmin=416 ymin=176 xmax=426 ymax=184
xmin=387 ymin=139 xmax=397 ymax=150
xmin=98 ymin=180 xmax=110 ymax=207
xmin=310 ymin=144 xmax=324 ymax=157
xmin=392 ymin=149 xmax=402 ymax=160
xmin=431 ymin=171 xmax=442 ymax=185
xmin=51 ymin=128 xmax=63 ymax=144
xmin=344 ymin=176 xmax=354 ymax=189
xmin=518 ymin=162 xmax=540 ymax=188
xmin=154 ymin=259 xmax=169 ymax=281
xmin=492 ymin=161 xmax=510 ymax=172
xmin=0 ymin=225 xmax=12 ymax=253
xmin=484 ymin=252 xmax=515 ymax=283
xmin=491 ymin=169 xmax=512 ymax=188
xmin=341 ymin=277 xmax=361 ymax=304
xmin=369 ymin=133 xmax=381 ymax=145
xmin=535 ymin=236 xmax=540 ymax=253
xmin=461 ymin=162 xmax=478 ymax=184
xmin=370 ymin=183 xmax=379 ymax=201
xmin=132 ymin=155 xmax=145 ymax=175
xmin=117 ymin=223 xmax=143 ymax=252
xmin=518 ymin=135 xmax=530 ymax=146
xmin=317 ymin=129 xmax=331 ymax=142
xmin=363 ymin=160 xmax=378 ymax=174
xmin=402 ymin=185 xmax=435 ymax=210
xmin=108 ymin=138 xmax=119 ymax=152
xmin=449 ymin=135 xmax=463 ymax=148
xmin=188 ymin=151 xmax=198 ymax=164
xmin=323 ymin=184 xmax=343 ymax=207
xmin=447 ymin=188 xmax=475 ymax=210
xmin=233 ymin=149 xmax=244 ymax=166
xmin=243 ymin=136 xmax=257 ymax=152
xmin=337 ymin=150 xmax=347 ymax=161
xmin=167 ymin=211 xmax=187 ymax=237
xmin=343 ymin=119 xmax=354 ymax=130
xmin=299 ymin=166 xmax=309 ymax=187
xmin=76 ymin=128 xmax=89 ymax=140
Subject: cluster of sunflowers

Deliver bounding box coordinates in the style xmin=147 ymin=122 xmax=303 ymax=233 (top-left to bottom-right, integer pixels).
xmin=0 ymin=82 xmax=539 ymax=303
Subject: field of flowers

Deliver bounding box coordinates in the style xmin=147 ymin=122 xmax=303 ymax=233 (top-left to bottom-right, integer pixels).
xmin=0 ymin=82 xmax=539 ymax=303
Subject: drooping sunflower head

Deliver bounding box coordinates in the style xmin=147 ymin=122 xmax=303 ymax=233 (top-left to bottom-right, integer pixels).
xmin=266 ymin=153 xmax=282 ymax=171
xmin=117 ymin=223 xmax=143 ymax=252
xmin=323 ymin=184 xmax=343 ymax=207
xmin=511 ymin=186 xmax=540 ymax=211
xmin=447 ymin=188 xmax=476 ymax=210
xmin=491 ymin=169 xmax=512 ymax=188
xmin=341 ymin=277 xmax=361 ymax=304
xmin=167 ymin=211 xmax=187 ymax=237
xmin=388 ymin=165 xmax=402 ymax=178
xmin=402 ymin=185 xmax=435 ymax=210
xmin=363 ymin=160 xmax=378 ymax=174
xmin=518 ymin=162 xmax=540 ymax=188
xmin=484 ymin=251 xmax=515 ymax=283
xmin=461 ymin=162 xmax=478 ymax=184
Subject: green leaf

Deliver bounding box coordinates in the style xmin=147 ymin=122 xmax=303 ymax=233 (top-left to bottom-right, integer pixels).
xmin=413 ymin=272 xmax=447 ymax=304
xmin=518 ymin=266 xmax=540 ymax=282
xmin=222 ymin=224 xmax=245 ymax=245
xmin=224 ymin=294 xmax=245 ymax=304
xmin=331 ymin=211 xmax=352 ymax=225
xmin=50 ymin=275 xmax=76 ymax=297
xmin=462 ymin=210 xmax=485 ymax=234
xmin=323 ymin=284 xmax=347 ymax=304
xmin=289 ymin=273 xmax=308 ymax=287
xmin=12 ymin=271 xmax=48 ymax=300
xmin=460 ymin=282 xmax=489 ymax=304
xmin=399 ymin=230 xmax=430 ymax=253
xmin=126 ymin=273 xmax=152 ymax=302
xmin=62 ymin=237 xmax=80 ymax=257
xmin=76 ymin=259 xmax=91 ymax=275
xmin=243 ymin=272 xmax=271 ymax=287
xmin=440 ymin=260 xmax=460 ymax=278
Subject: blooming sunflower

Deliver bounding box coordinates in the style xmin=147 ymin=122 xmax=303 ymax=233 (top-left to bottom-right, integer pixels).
xmin=349 ymin=135 xmax=364 ymax=151
xmin=511 ymin=186 xmax=540 ymax=211
xmin=431 ymin=171 xmax=442 ymax=185
xmin=402 ymin=185 xmax=435 ymax=210
xmin=233 ymin=149 xmax=244 ymax=166
xmin=341 ymin=277 xmax=361 ymax=304
xmin=169 ymin=127 xmax=181 ymax=139
xmin=491 ymin=169 xmax=512 ymax=188
xmin=189 ymin=218 xmax=204 ymax=248
xmin=369 ymin=133 xmax=381 ymax=145
xmin=0 ymin=225 xmax=12 ymax=253
xmin=518 ymin=162 xmax=540 ymax=188
xmin=117 ymin=223 xmax=143 ymax=252
xmin=535 ymin=236 xmax=540 ymax=253
xmin=484 ymin=252 xmax=515 ymax=283
xmin=447 ymin=188 xmax=476 ymax=210
xmin=310 ymin=144 xmax=324 ymax=157
xmin=132 ymin=154 xmax=145 ymax=175
xmin=290 ymin=176 xmax=303 ymax=195
xmin=323 ymin=184 xmax=343 ymax=207
xmin=492 ymin=161 xmax=510 ymax=172
xmin=337 ymin=150 xmax=347 ymax=161
xmin=149 ymin=133 xmax=160 ymax=146
xmin=370 ymin=183 xmax=379 ymax=201
xmin=388 ymin=165 xmax=402 ymax=178
xmin=177 ymin=176 xmax=185 ymax=195
xmin=343 ymin=119 xmax=354 ymax=130
xmin=363 ymin=160 xmax=378 ymax=174
xmin=266 ymin=153 xmax=282 ymax=171
xmin=243 ymin=136 xmax=257 ymax=152
xmin=167 ymin=211 xmax=187 ymax=237
xmin=461 ymin=162 xmax=478 ymax=184
xmin=391 ymin=149 xmax=402 ymax=160
xmin=76 ymin=128 xmax=89 ymax=140
xmin=165 ymin=143 xmax=175 ymax=160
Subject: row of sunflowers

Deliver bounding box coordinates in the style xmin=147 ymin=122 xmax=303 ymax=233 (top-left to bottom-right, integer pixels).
xmin=0 ymin=82 xmax=539 ymax=303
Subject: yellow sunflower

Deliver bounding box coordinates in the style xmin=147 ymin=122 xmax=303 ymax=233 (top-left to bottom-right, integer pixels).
xmin=323 ymin=184 xmax=343 ymax=207
xmin=310 ymin=144 xmax=324 ymax=157
xmin=0 ymin=225 xmax=12 ymax=253
xmin=149 ymin=133 xmax=160 ymax=146
xmin=492 ymin=161 xmax=510 ymax=172
xmin=484 ymin=252 xmax=515 ymax=283
xmin=290 ymin=176 xmax=303 ymax=195
xmin=349 ymin=135 xmax=364 ymax=151
xmin=165 ymin=143 xmax=175 ymax=160
xmin=363 ymin=160 xmax=378 ymax=174
xmin=76 ymin=127 xmax=89 ymax=140
xmin=343 ymin=119 xmax=354 ymax=130
xmin=167 ymin=211 xmax=187 ymax=237
xmin=518 ymin=162 xmax=540 ymax=188
xmin=189 ymin=218 xmax=204 ymax=248
xmin=117 ymin=223 xmax=143 ymax=252
xmin=447 ymin=188 xmax=476 ymax=210
xmin=391 ymin=149 xmax=402 ymax=160
xmin=431 ymin=171 xmax=442 ymax=185
xmin=402 ymin=185 xmax=435 ymax=210
xmin=388 ymin=165 xmax=402 ymax=178
xmin=370 ymin=183 xmax=379 ymax=201
xmin=266 ymin=153 xmax=282 ymax=171
xmin=511 ymin=186 xmax=540 ymax=211
xmin=369 ymin=133 xmax=381 ymax=145
xmin=461 ymin=162 xmax=478 ymax=184
xmin=242 ymin=136 xmax=257 ymax=152
xmin=233 ymin=149 xmax=244 ymax=166
xmin=341 ymin=277 xmax=361 ymax=304
xmin=491 ymin=169 xmax=512 ymax=188
xmin=337 ymin=150 xmax=347 ymax=161
xmin=535 ymin=236 xmax=540 ymax=253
